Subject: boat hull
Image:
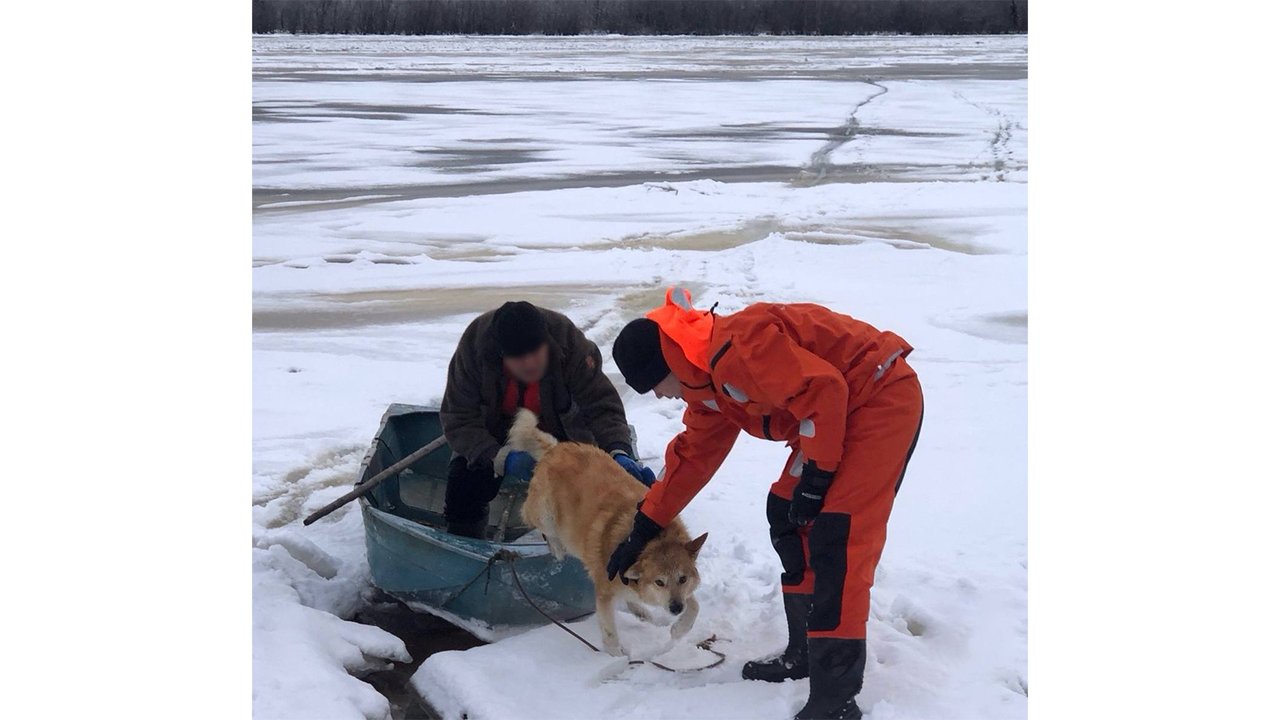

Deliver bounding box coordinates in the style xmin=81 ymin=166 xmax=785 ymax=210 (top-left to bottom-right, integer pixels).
xmin=358 ymin=404 xmax=596 ymax=632
xmin=363 ymin=502 xmax=595 ymax=629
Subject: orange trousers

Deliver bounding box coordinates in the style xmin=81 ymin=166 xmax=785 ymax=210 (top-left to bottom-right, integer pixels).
xmin=766 ymin=361 xmax=923 ymax=640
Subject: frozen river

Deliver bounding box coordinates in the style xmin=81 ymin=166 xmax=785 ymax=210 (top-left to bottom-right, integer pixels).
xmin=253 ymin=34 xmax=1027 ymax=720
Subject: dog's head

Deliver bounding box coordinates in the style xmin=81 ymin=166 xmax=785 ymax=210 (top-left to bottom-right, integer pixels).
xmin=622 ymin=532 xmax=708 ymax=617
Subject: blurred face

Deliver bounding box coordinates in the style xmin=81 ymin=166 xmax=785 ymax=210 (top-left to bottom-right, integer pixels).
xmin=503 ymin=344 xmax=549 ymax=384
xmin=652 ymin=373 xmax=683 ymax=400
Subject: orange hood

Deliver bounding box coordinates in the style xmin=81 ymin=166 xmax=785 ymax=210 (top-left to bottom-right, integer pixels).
xmin=645 ymin=287 xmax=715 ymax=373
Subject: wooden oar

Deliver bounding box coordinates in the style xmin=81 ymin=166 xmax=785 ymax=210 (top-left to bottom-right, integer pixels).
xmin=303 ymin=434 xmax=449 ymax=526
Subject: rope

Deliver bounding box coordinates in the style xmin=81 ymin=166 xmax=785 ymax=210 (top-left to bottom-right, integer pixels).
xmin=440 ymin=553 xmax=503 ymax=608
xmin=495 ymin=549 xmax=603 ymax=652
xmin=496 ymin=549 xmax=727 ymax=673
xmin=647 ymin=636 xmax=727 ymax=672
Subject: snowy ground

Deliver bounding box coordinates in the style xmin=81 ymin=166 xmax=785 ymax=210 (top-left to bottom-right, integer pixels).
xmin=253 ymin=34 xmax=1027 ymax=720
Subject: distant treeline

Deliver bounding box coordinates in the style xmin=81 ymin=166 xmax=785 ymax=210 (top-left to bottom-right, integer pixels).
xmin=252 ymin=1 xmax=1028 ymax=36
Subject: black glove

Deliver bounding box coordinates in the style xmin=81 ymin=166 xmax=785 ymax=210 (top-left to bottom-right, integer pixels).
xmin=606 ymin=511 xmax=663 ymax=582
xmin=788 ymin=462 xmax=836 ymax=526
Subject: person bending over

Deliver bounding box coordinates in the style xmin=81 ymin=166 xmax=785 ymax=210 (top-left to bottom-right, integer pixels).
xmin=609 ymin=288 xmax=923 ymax=720
xmin=440 ymin=301 xmax=654 ymax=538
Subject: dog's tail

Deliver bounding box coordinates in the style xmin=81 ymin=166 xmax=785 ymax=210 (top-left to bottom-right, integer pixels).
xmin=501 ymin=408 xmax=559 ymax=462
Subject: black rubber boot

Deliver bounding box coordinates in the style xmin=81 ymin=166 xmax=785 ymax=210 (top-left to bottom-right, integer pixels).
xmin=794 ymin=638 xmax=867 ymax=720
xmin=742 ymin=593 xmax=811 ymax=682
xmin=446 ymin=516 xmax=488 ymax=539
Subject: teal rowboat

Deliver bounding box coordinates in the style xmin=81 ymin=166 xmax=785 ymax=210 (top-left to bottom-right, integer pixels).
xmin=358 ymin=404 xmax=595 ymax=637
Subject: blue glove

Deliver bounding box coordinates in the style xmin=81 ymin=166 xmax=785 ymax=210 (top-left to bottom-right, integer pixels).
xmin=502 ymin=451 xmax=536 ymax=483
xmin=613 ymin=453 xmax=656 ymax=487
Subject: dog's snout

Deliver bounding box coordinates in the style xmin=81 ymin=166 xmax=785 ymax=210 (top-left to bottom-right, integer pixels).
xmin=669 ymin=600 xmax=684 ymax=615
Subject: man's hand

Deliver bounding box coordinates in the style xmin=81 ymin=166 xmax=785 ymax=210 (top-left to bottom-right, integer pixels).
xmin=788 ymin=462 xmax=836 ymax=526
xmin=612 ymin=452 xmax=657 ymax=487
xmin=607 ymin=511 xmax=663 ymax=582
xmin=501 ymin=451 xmax=536 ymax=483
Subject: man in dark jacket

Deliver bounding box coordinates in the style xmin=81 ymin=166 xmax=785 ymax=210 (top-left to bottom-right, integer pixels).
xmin=440 ymin=301 xmax=654 ymax=538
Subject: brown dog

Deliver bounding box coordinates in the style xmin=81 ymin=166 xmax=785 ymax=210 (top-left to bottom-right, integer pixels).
xmin=502 ymin=409 xmax=707 ymax=656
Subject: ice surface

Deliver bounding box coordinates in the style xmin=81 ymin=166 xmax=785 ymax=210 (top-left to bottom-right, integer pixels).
xmin=253 ymin=34 xmax=1026 ymax=720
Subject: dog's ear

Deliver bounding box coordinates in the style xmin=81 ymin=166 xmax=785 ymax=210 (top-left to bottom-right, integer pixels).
xmin=685 ymin=532 xmax=709 ymax=558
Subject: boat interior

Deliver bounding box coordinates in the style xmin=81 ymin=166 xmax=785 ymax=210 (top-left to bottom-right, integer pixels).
xmin=362 ymin=406 xmax=535 ymax=543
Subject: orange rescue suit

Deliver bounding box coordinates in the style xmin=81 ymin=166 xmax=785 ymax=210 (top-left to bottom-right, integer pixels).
xmin=640 ymin=287 xmax=913 ymax=524
xmin=639 ymin=288 xmax=923 ymax=640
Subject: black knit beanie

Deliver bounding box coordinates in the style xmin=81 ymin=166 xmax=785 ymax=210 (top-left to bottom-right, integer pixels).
xmin=612 ymin=318 xmax=671 ymax=394
xmin=493 ymin=301 xmax=548 ymax=357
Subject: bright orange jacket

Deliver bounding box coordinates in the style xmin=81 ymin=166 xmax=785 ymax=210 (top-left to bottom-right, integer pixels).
xmin=639 ymin=288 xmax=912 ymax=527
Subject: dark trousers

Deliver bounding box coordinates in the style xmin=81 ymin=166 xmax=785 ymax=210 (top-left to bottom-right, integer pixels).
xmin=443 ymin=455 xmax=501 ymax=538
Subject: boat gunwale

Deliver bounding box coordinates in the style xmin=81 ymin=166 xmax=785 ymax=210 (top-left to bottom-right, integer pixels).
xmin=361 ymin=500 xmax=552 ymax=562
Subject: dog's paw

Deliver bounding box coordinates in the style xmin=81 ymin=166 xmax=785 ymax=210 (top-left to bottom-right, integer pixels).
xmin=492 ymin=446 xmax=511 ymax=476
xmin=654 ymin=637 xmax=678 ymax=657
xmin=542 ymin=534 xmax=567 ymax=560
xmin=601 ymin=636 xmax=626 ymax=657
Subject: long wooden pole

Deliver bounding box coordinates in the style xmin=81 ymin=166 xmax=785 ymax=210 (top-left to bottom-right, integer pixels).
xmin=303 ymin=434 xmax=449 ymax=526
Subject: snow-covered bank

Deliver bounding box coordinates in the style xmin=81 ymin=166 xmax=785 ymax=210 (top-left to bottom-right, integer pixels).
xmin=254 ymin=34 xmax=1026 ymax=720
xmin=254 ymin=483 xmax=409 ymax=718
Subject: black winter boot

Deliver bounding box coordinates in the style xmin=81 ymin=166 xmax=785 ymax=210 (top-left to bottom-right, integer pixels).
xmin=794 ymin=638 xmax=867 ymax=720
xmin=742 ymin=593 xmax=811 ymax=682
xmin=446 ymin=516 xmax=488 ymax=539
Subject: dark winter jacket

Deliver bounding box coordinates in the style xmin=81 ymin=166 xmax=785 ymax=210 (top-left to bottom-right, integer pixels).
xmin=440 ymin=306 xmax=634 ymax=469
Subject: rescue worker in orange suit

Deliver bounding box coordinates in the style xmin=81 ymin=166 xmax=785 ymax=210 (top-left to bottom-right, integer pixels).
xmin=608 ymin=288 xmax=923 ymax=720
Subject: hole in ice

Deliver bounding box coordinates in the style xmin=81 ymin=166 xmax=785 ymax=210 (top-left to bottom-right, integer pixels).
xmin=355 ymin=593 xmax=485 ymax=719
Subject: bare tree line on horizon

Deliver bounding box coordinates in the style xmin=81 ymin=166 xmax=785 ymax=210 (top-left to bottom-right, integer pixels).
xmin=252 ymin=0 xmax=1027 ymax=36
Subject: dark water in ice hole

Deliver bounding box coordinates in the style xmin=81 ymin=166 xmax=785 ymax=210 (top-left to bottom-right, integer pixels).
xmin=356 ymin=592 xmax=486 ymax=720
